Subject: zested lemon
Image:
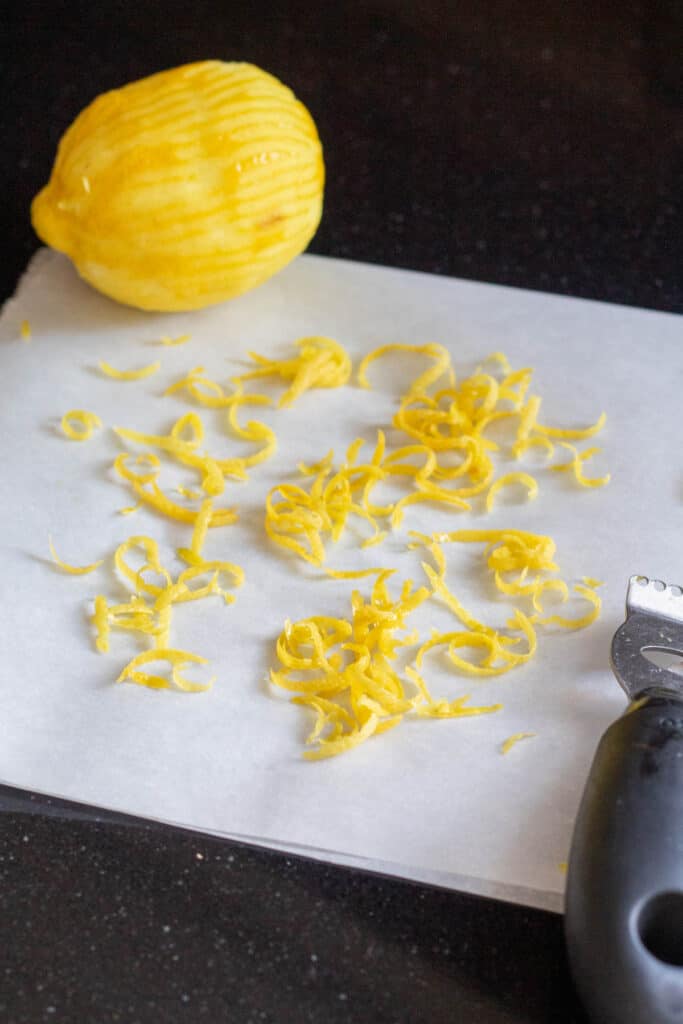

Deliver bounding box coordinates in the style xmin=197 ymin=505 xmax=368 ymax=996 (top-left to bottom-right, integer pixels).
xmin=31 ymin=61 xmax=324 ymax=311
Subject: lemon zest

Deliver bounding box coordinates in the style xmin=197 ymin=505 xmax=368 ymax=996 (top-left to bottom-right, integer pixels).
xmin=21 ymin=319 xmax=31 ymax=341
xmin=550 ymin=443 xmax=610 ymax=488
xmin=116 ymin=649 xmax=214 ymax=692
xmin=159 ymin=334 xmax=190 ymax=346
xmin=406 ymin=667 xmax=503 ymax=718
xmin=357 ymin=343 xmax=454 ymax=395
xmin=534 ymin=584 xmax=601 ymax=629
xmin=485 ymin=472 xmax=539 ymax=512
xmin=92 ymin=596 xmax=110 ymax=652
xmin=49 ymin=535 xmax=103 ymax=575
xmin=190 ymin=498 xmax=213 ymax=558
xmin=61 ymin=409 xmax=103 ymax=441
xmin=176 ymin=485 xmax=202 ymax=500
xmin=534 ymin=411 xmax=607 ymax=440
xmin=236 ymin=336 xmax=351 ymax=407
xmin=501 ymin=732 xmax=536 ymax=754
xmin=271 ymin=574 xmax=436 ymax=757
xmin=99 ymin=360 xmax=161 ymax=381
xmin=119 ymin=501 xmax=141 ymax=515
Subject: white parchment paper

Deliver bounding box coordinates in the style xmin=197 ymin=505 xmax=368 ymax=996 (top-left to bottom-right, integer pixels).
xmin=1 ymin=249 xmax=681 ymax=911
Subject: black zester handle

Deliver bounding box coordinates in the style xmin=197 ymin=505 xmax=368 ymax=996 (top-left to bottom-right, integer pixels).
xmin=565 ymin=694 xmax=683 ymax=1023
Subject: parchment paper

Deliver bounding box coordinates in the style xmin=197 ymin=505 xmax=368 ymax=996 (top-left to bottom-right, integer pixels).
xmin=1 ymin=249 xmax=681 ymax=911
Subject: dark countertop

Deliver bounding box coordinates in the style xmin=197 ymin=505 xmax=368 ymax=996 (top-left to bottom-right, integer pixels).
xmin=1 ymin=2 xmax=680 ymax=1022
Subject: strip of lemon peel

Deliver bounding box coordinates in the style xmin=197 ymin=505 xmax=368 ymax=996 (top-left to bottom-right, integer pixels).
xmin=21 ymin=319 xmax=31 ymax=341
xmin=61 ymin=409 xmax=103 ymax=441
xmin=112 ymin=450 xmax=237 ymax=526
xmin=49 ymin=536 xmax=103 ymax=575
xmin=501 ymin=732 xmax=536 ymax=754
xmin=532 ymin=584 xmax=602 ymax=629
xmin=534 ymin=411 xmax=607 ymax=440
xmin=270 ymin=573 xmax=460 ymax=758
xmin=159 ymin=334 xmax=191 ymax=346
xmin=115 ymin=415 xmax=240 ymax=493
xmin=116 ymin=649 xmax=215 ymax=692
xmin=550 ymin=443 xmax=611 ymax=488
xmin=235 ymin=337 xmax=351 ymax=407
xmin=357 ymin=343 xmax=454 ymax=395
xmin=405 ymin=666 xmax=503 ymax=718
xmin=485 ymin=472 xmax=539 ymax=512
xmin=119 ymin=502 xmax=141 ymax=516
xmin=99 ymin=360 xmax=161 ymax=381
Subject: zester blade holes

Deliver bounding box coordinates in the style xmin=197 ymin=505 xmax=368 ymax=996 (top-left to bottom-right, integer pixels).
xmin=642 ymin=647 xmax=683 ymax=677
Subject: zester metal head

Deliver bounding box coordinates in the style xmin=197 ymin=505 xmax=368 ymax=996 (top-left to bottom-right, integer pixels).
xmin=611 ymin=575 xmax=683 ymax=699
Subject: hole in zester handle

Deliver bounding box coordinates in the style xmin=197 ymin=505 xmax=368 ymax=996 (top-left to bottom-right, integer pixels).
xmin=642 ymin=648 xmax=683 ymax=677
xmin=638 ymin=892 xmax=683 ymax=966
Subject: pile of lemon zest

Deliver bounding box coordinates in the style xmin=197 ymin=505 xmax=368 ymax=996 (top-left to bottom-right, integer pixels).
xmin=535 ymin=584 xmax=601 ymax=629
xmin=116 ymin=649 xmax=213 ymax=692
xmin=49 ymin=535 xmax=103 ymax=575
xmin=236 ymin=337 xmax=351 ymax=407
xmin=20 ymin=319 xmax=31 ymax=341
xmin=99 ymin=360 xmax=160 ymax=381
xmin=92 ymin=596 xmax=110 ymax=652
xmin=550 ymin=443 xmax=610 ymax=488
xmin=190 ymin=498 xmax=213 ymax=558
xmin=501 ymin=732 xmax=536 ymax=754
xmin=271 ymin=576 xmax=438 ymax=757
xmin=357 ymin=343 xmax=454 ymax=395
xmin=159 ymin=334 xmax=191 ymax=346
xmin=485 ymin=472 xmax=538 ymax=512
xmin=61 ymin=409 xmax=103 ymax=441
xmin=534 ymin=411 xmax=607 ymax=440
xmin=119 ymin=501 xmax=141 ymax=516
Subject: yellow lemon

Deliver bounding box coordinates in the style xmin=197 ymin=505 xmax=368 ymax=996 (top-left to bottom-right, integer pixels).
xmin=31 ymin=61 xmax=324 ymax=311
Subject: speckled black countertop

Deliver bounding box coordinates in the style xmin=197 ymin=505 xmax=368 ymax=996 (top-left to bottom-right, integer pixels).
xmin=1 ymin=2 xmax=681 ymax=1022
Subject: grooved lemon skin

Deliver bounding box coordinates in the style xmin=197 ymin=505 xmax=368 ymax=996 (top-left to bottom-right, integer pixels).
xmin=32 ymin=61 xmax=324 ymax=311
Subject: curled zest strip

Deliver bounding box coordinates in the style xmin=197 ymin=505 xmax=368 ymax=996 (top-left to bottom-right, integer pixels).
xmin=99 ymin=360 xmax=161 ymax=381
xmin=405 ymin=667 xmax=503 ymax=719
xmin=49 ymin=535 xmax=103 ymax=575
xmin=159 ymin=334 xmax=190 ymax=346
xmin=501 ymin=732 xmax=536 ymax=754
xmin=61 ymin=409 xmax=102 ymax=441
xmin=533 ymin=584 xmax=601 ymax=629
xmin=485 ymin=472 xmax=539 ymax=512
xmin=534 ymin=411 xmax=607 ymax=440
xmin=236 ymin=337 xmax=351 ymax=408
xmin=550 ymin=443 xmax=610 ymax=488
xmin=357 ymin=343 xmax=454 ymax=395
xmin=116 ymin=649 xmax=215 ymax=692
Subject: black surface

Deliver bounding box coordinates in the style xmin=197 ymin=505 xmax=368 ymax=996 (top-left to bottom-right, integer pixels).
xmin=1 ymin=1 xmax=681 ymax=1022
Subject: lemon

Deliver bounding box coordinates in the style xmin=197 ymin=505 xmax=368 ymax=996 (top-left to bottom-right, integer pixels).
xmin=31 ymin=61 xmax=324 ymax=312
